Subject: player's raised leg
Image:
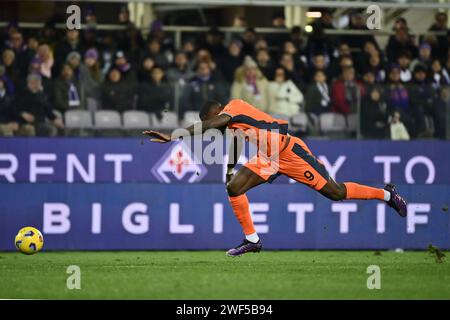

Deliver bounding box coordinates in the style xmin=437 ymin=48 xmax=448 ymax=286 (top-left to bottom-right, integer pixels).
xmin=226 ymin=166 xmax=266 ymax=257
xmin=278 ymin=136 xmax=408 ymax=217
xmin=319 ymin=179 xmax=407 ymax=217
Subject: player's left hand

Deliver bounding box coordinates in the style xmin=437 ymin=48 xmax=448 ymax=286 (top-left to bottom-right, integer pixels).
xmin=142 ymin=130 xmax=171 ymax=143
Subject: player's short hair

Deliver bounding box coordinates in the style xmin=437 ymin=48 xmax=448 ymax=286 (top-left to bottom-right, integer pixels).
xmin=200 ymin=100 xmax=222 ymax=119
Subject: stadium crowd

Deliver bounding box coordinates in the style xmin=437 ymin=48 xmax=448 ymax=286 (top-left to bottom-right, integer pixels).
xmin=0 ymin=7 xmax=449 ymax=139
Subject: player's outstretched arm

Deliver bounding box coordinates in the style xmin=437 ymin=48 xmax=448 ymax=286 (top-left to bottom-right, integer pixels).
xmin=142 ymin=114 xmax=231 ymax=143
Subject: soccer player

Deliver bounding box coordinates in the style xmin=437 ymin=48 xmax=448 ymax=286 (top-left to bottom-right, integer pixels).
xmin=143 ymin=99 xmax=407 ymax=256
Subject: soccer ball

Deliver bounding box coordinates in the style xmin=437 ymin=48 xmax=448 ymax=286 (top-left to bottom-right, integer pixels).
xmin=15 ymin=227 xmax=44 ymax=255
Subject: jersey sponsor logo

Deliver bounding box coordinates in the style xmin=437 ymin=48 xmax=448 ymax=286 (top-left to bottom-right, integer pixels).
xmin=152 ymin=142 xmax=207 ymax=183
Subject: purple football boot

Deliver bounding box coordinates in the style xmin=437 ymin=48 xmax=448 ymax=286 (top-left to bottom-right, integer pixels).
xmin=384 ymin=184 xmax=407 ymax=217
xmin=226 ymin=239 xmax=262 ymax=257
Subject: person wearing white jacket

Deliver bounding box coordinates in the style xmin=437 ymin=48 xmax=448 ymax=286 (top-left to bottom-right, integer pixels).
xmin=267 ymin=67 xmax=304 ymax=117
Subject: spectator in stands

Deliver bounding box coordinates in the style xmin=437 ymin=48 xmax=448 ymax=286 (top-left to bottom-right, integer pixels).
xmin=433 ymin=86 xmax=450 ymax=139
xmin=331 ymin=66 xmax=364 ymax=115
xmin=53 ymin=29 xmax=84 ymax=76
xmin=21 ymin=57 xmax=51 ymax=97
xmin=0 ymin=78 xmax=16 ymax=136
xmin=386 ymin=64 xmax=413 ymax=135
xmin=429 ymin=12 xmax=448 ymax=59
xmin=143 ymin=37 xmax=169 ymax=70
xmin=181 ymin=39 xmax=196 ymax=69
xmin=329 ymin=55 xmax=354 ymax=81
xmin=149 ymin=19 xmax=174 ymax=54
xmin=231 ymin=56 xmax=269 ymax=111
xmin=279 ymin=52 xmax=304 ymax=91
xmin=255 ymin=48 xmax=275 ymax=80
xmin=39 ymin=21 xmax=58 ymax=49
xmin=27 ymin=36 xmax=39 ymax=52
xmin=137 ymin=67 xmax=173 ymax=117
xmin=305 ymin=70 xmax=331 ymax=115
xmin=2 ymin=48 xmax=18 ymax=90
xmin=410 ymin=43 xmax=433 ymax=71
xmin=119 ymin=23 xmax=145 ymax=65
xmin=37 ymin=44 xmax=54 ymax=80
xmin=6 ymin=31 xmax=29 ymax=77
xmin=307 ymin=10 xmax=338 ymax=60
xmin=267 ymin=67 xmax=304 ymax=116
xmin=386 ymin=27 xmax=417 ymax=62
xmin=85 ymin=8 xmax=98 ymax=26
xmin=166 ymin=52 xmax=195 ymax=86
xmin=183 ymin=61 xmax=227 ymax=113
xmin=254 ymin=38 xmax=269 ymax=52
xmin=118 ymin=5 xmax=131 ymax=25
xmin=392 ymin=17 xmax=408 ymax=31
xmin=355 ymin=40 xmax=381 ymax=74
xmin=137 ymin=56 xmax=155 ymax=83
xmin=430 ymin=58 xmax=450 ymax=90
xmin=360 ymin=86 xmax=388 ymax=139
xmin=14 ymin=73 xmax=63 ymax=136
xmin=80 ymin=48 xmax=103 ymax=109
xmin=53 ymin=64 xmax=83 ymax=112
xmin=390 ymin=111 xmax=410 ymax=140
xmin=362 ymin=70 xmax=376 ymax=88
xmin=101 ymin=67 xmax=135 ymax=113
xmin=367 ymin=53 xmax=386 ymax=83
xmin=290 ymin=26 xmax=307 ymax=55
xmin=240 ymin=27 xmax=258 ymax=56
xmin=100 ymin=34 xmax=117 ymax=76
xmin=233 ymin=15 xmax=247 ymax=28
xmin=82 ymin=26 xmax=100 ymax=52
xmin=65 ymin=51 xmax=81 ymax=79
xmin=218 ymin=40 xmax=243 ymax=84
xmin=397 ymin=51 xmax=412 ymax=83
xmin=309 ymin=53 xmax=329 ymax=81
xmin=409 ymin=64 xmax=435 ymax=138
xmin=344 ymin=11 xmax=377 ymax=50
xmin=266 ymin=11 xmax=289 ymax=49
xmin=195 ymin=48 xmax=224 ymax=82
xmin=113 ymin=51 xmax=137 ymax=87
xmin=204 ymin=28 xmax=227 ymax=62
xmin=310 ymin=9 xmax=335 ymax=32
xmin=283 ymin=40 xmax=307 ymax=78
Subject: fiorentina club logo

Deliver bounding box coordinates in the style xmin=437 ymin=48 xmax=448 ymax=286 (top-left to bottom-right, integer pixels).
xmin=152 ymin=142 xmax=207 ymax=183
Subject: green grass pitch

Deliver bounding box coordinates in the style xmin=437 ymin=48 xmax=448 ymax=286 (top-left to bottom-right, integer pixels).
xmin=0 ymin=251 xmax=449 ymax=299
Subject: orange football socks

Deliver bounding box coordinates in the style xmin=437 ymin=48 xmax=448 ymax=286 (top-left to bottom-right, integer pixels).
xmin=344 ymin=182 xmax=386 ymax=201
xmin=228 ymin=194 xmax=256 ymax=236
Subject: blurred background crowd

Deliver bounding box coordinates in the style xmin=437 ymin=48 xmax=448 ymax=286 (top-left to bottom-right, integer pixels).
xmin=0 ymin=3 xmax=449 ymax=140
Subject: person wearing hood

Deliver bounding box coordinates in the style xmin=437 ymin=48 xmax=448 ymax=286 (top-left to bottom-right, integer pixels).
xmin=231 ymin=56 xmax=269 ymax=111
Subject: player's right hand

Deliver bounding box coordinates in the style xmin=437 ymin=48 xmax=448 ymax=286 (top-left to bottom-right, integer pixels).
xmin=142 ymin=130 xmax=171 ymax=143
